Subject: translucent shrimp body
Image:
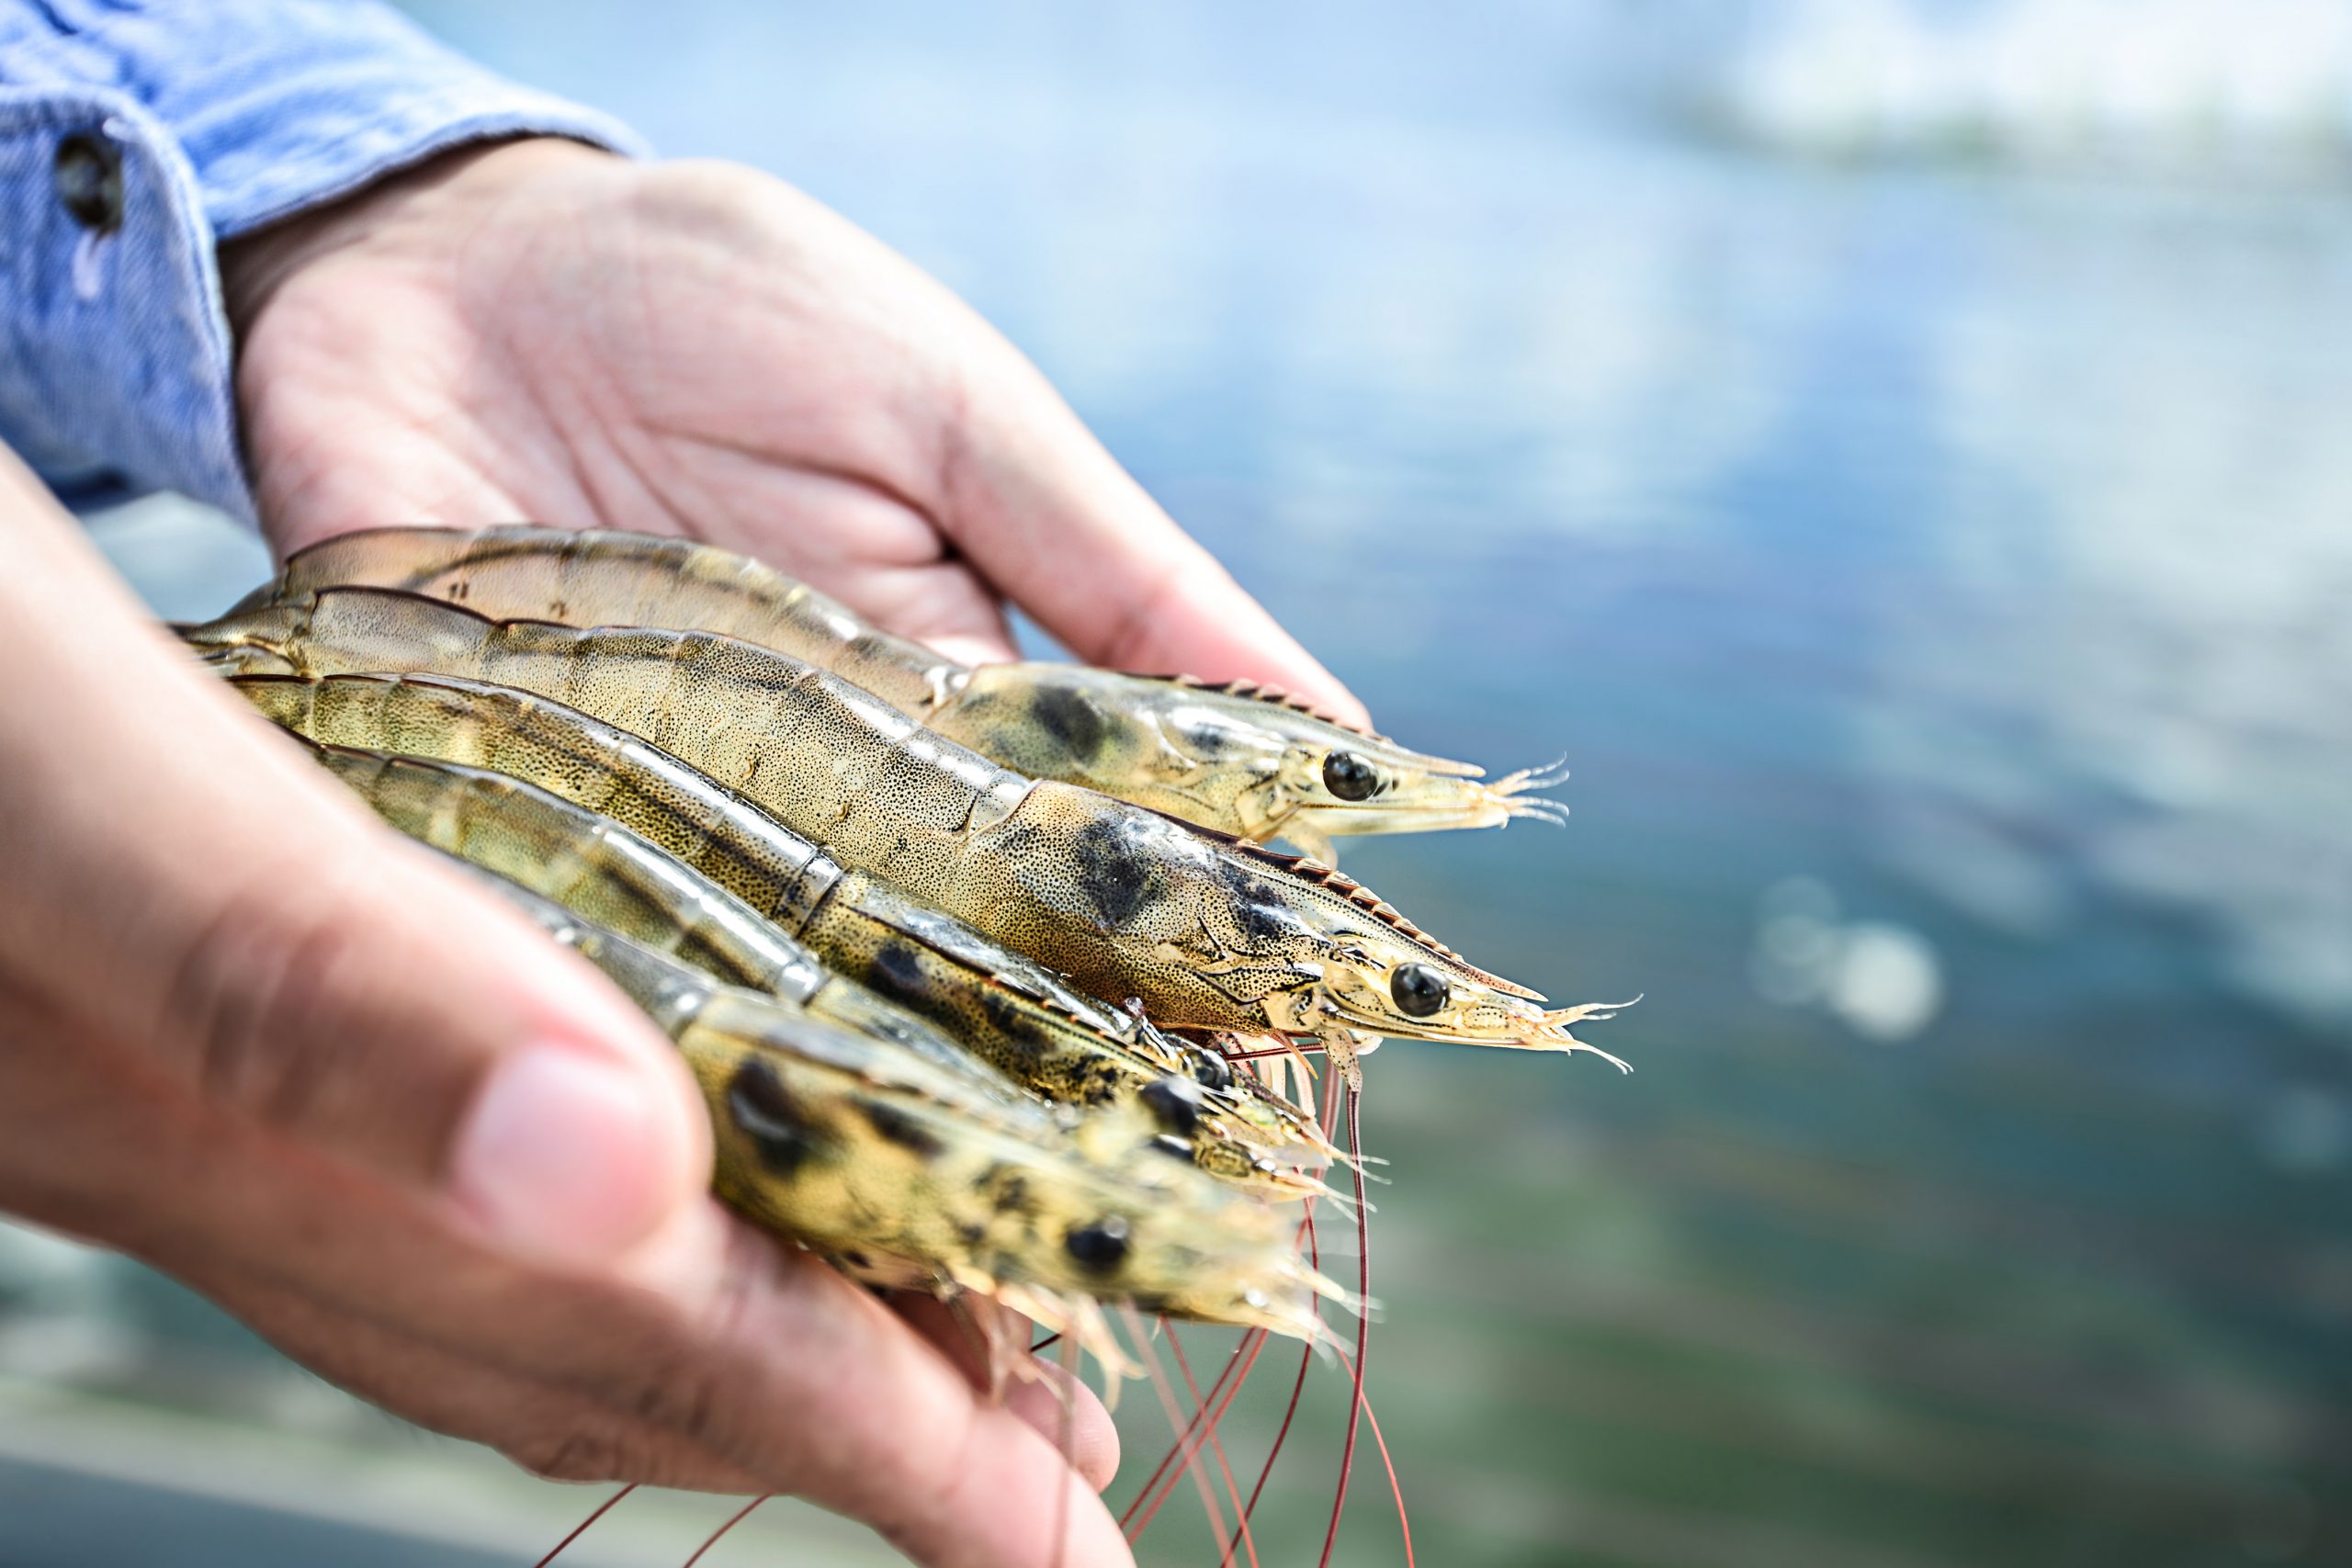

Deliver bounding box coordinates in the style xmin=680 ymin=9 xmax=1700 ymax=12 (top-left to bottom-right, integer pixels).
xmin=191 ymin=592 xmax=1621 ymax=1086
xmin=246 ymin=526 xmax=1568 ymax=861
xmin=308 ymin=743 xmax=1027 ymax=1102
xmin=469 ymin=870 xmax=1343 ymax=1342
xmin=232 ymin=670 xmax=1332 ymax=1176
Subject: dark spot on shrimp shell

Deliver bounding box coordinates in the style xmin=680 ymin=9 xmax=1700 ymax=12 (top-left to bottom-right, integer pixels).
xmin=869 ymin=940 xmax=932 ymax=1000
xmin=991 ymin=1171 xmax=1035 ymax=1216
xmin=1065 ymin=1215 xmax=1132 ymax=1271
xmin=1030 ymin=682 xmax=1108 ymax=761
xmin=727 ymin=1058 xmax=821 ymax=1177
xmin=858 ymin=1099 xmax=945 ymax=1158
xmin=1215 ymin=857 xmax=1295 ymax=945
xmin=978 ymin=987 xmax=1050 ymax=1058
xmin=1072 ymin=816 xmax=1158 ymax=930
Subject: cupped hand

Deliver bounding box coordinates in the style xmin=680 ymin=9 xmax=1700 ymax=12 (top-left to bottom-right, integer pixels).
xmin=221 ymin=137 xmax=1366 ymax=723
xmin=0 ymin=460 xmax=1126 ymax=1568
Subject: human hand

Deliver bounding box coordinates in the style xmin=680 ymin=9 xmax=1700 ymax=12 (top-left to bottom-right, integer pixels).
xmin=220 ymin=137 xmax=1368 ymax=724
xmin=0 ymin=455 xmax=1129 ymax=1568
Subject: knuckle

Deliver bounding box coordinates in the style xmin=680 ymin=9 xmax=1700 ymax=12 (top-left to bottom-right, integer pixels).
xmin=506 ymin=1426 xmax=646 ymax=1484
xmin=593 ymin=1229 xmax=797 ymax=1461
xmin=614 ymin=1347 xmax=732 ymax=1448
xmin=161 ymin=873 xmax=371 ymax=1134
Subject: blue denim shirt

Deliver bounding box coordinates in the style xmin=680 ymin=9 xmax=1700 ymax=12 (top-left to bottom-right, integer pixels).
xmin=0 ymin=0 xmax=641 ymax=525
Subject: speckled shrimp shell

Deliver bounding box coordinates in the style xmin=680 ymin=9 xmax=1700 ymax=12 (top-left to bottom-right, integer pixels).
xmin=306 ymin=742 xmax=1028 ymax=1100
xmin=244 ymin=525 xmax=1568 ymax=863
xmin=190 ymin=592 xmax=1623 ymax=1086
xmin=232 ymin=670 xmax=1335 ymax=1181
xmin=467 ymin=868 xmax=1345 ymax=1345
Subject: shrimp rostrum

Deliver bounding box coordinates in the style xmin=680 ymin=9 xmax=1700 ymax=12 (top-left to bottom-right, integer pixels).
xmin=188 ymin=589 xmax=1626 ymax=1085
xmin=242 ymin=525 xmax=1569 ymax=863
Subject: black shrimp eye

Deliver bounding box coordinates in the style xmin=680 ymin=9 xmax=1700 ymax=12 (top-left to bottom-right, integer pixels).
xmin=1322 ymin=750 xmax=1379 ymax=802
xmin=1186 ymin=1046 xmax=1234 ymax=1093
xmin=1066 ymin=1215 xmax=1132 ymax=1271
xmin=1140 ymin=1074 xmax=1205 ymax=1135
xmin=1390 ymin=962 xmax=1449 ymax=1019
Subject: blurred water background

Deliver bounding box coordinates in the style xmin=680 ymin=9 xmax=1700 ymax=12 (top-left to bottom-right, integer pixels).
xmin=7 ymin=1 xmax=2352 ymax=1563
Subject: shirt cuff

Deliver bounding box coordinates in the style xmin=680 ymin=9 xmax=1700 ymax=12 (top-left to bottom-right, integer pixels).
xmin=0 ymin=0 xmax=646 ymax=525
xmin=52 ymin=0 xmax=650 ymax=238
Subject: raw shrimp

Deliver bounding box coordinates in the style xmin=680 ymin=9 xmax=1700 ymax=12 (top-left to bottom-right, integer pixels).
xmin=245 ymin=525 xmax=1569 ymax=862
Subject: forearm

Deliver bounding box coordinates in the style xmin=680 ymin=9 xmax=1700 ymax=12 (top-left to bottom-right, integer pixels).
xmin=0 ymin=0 xmax=639 ymax=521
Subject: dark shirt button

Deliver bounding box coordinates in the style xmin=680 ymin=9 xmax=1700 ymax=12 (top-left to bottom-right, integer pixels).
xmin=54 ymin=131 xmax=123 ymax=234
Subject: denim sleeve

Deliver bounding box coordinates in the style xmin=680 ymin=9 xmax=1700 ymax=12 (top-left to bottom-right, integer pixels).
xmin=0 ymin=0 xmax=645 ymax=524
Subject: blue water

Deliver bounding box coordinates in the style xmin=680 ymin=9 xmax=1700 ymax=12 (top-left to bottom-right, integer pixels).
xmin=42 ymin=5 xmax=2352 ymax=1565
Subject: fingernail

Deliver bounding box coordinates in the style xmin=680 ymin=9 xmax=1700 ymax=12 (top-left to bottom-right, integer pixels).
xmin=451 ymin=1044 xmax=688 ymax=1265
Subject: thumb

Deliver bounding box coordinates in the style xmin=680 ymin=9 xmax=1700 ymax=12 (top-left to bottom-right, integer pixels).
xmin=933 ymin=333 xmax=1374 ymax=730
xmin=0 ymin=485 xmax=707 ymax=1268
xmin=151 ymin=833 xmax=715 ymax=1269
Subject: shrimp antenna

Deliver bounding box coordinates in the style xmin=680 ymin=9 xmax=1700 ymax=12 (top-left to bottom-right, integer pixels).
xmin=680 ymin=1495 xmax=768 ymax=1567
xmin=1170 ymin=1325 xmax=1263 ymax=1568
xmin=533 ymin=1482 xmax=637 ymax=1567
xmin=1141 ymin=1080 xmax=1347 ymax=1550
xmin=1217 ymin=1203 xmax=1327 ymax=1566
xmin=1120 ymin=1303 xmax=1238 ymax=1562
xmin=1315 ymin=1088 xmax=1374 ymax=1568
xmin=1332 ymin=1349 xmax=1418 ymax=1568
xmin=1121 ymin=1327 xmax=1270 ymax=1540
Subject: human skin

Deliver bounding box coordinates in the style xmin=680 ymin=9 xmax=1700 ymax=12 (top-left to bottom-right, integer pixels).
xmin=0 ymin=139 xmax=1362 ymax=1568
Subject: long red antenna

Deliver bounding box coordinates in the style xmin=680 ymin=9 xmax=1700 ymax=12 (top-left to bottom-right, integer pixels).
xmin=1168 ymin=1325 xmax=1261 ymax=1568
xmin=1122 ymin=1327 xmax=1269 ymax=1539
xmin=533 ymin=1483 xmax=637 ymax=1567
xmin=1123 ymin=1304 xmax=1236 ymax=1562
xmin=1218 ymin=1070 xmax=1345 ymax=1568
xmin=1314 ymin=1089 xmax=1373 ymax=1568
xmin=1333 ymin=1349 xmax=1417 ymax=1568
xmin=1217 ymin=1325 xmax=1318 ymax=1568
xmin=680 ymin=1495 xmax=768 ymax=1567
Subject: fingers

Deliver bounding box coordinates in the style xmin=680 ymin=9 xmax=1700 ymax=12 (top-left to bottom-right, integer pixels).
xmin=643 ymin=1240 xmax=1135 ymax=1568
xmin=0 ymin=454 xmax=1140 ymax=1566
xmin=0 ymin=995 xmax=1126 ymax=1567
xmin=184 ymin=1259 xmax=771 ymax=1495
xmin=891 ymin=1292 xmax=1123 ymax=1493
xmin=232 ymin=148 xmax=1355 ymax=728
xmin=0 ymin=458 xmax=707 ymax=1266
xmin=933 ymin=353 xmax=1371 ymax=727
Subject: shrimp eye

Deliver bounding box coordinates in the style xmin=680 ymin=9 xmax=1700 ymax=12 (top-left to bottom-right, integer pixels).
xmin=1141 ymin=1074 xmax=1205 ymax=1135
xmin=1187 ymin=1045 xmax=1234 ymax=1092
xmin=1390 ymin=962 xmax=1449 ymax=1018
xmin=1066 ymin=1216 xmax=1132 ymax=1271
xmin=1323 ymin=750 xmax=1378 ymax=801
